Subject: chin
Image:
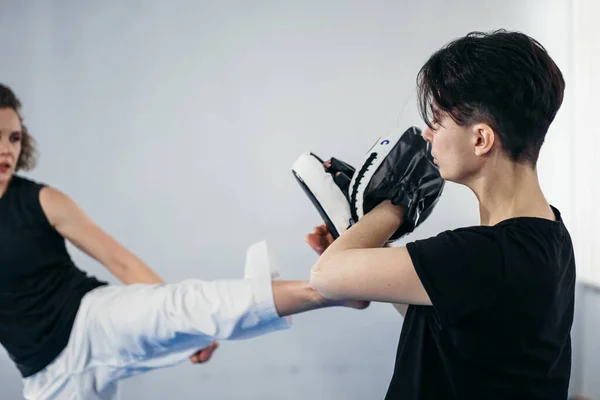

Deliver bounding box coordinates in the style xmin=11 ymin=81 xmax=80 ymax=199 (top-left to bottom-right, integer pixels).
xmin=438 ymin=169 xmax=460 ymax=184
xmin=442 ymin=169 xmax=475 ymax=186
xmin=438 ymin=168 xmax=450 ymax=181
xmin=0 ymin=172 xmax=13 ymax=185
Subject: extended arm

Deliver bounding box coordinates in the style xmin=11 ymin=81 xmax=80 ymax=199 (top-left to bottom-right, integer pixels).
xmin=39 ymin=186 xmax=164 ymax=284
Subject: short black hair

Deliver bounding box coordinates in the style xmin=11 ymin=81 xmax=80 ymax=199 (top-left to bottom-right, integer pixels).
xmin=417 ymin=29 xmax=565 ymax=165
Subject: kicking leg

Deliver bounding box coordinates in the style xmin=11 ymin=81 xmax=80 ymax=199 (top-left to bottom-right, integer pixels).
xmin=85 ymin=240 xmax=293 ymax=379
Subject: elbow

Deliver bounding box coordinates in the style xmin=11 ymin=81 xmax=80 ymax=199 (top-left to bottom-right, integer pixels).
xmin=309 ymin=264 xmax=328 ymax=297
xmin=309 ymin=257 xmax=345 ymax=301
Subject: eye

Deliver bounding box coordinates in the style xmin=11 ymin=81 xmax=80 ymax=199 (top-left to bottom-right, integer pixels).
xmin=9 ymin=132 xmax=22 ymax=143
xmin=429 ymin=109 xmax=441 ymax=129
xmin=429 ymin=117 xmax=441 ymax=132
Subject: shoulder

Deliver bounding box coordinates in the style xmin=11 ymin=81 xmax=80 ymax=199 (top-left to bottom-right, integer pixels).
xmin=38 ymin=184 xmax=68 ymax=204
xmin=1 ymin=176 xmax=57 ymax=228
xmin=38 ymin=185 xmax=80 ymax=228
xmin=407 ymin=225 xmax=503 ymax=263
xmin=406 ymin=225 xmax=506 ymax=282
xmin=12 ymin=175 xmax=69 ymax=213
xmin=8 ymin=174 xmax=47 ymax=193
xmin=404 ymin=226 xmax=507 ymax=325
xmin=492 ymin=207 xmax=571 ymax=258
xmin=408 ymin=212 xmax=564 ymax=260
xmin=3 ymin=175 xmax=49 ymax=210
xmin=4 ymin=177 xmax=83 ymax=230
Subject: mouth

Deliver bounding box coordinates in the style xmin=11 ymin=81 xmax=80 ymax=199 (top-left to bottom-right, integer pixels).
xmin=0 ymin=162 xmax=11 ymax=174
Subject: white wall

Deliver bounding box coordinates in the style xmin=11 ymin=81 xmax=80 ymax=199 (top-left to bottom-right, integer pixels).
xmin=0 ymin=1 xmax=580 ymax=399
xmin=571 ymin=284 xmax=600 ymax=399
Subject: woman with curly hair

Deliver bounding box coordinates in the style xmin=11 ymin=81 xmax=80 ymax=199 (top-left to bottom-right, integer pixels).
xmin=0 ymin=83 xmax=368 ymax=399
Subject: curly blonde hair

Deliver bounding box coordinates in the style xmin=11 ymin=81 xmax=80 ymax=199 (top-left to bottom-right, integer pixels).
xmin=0 ymin=84 xmax=38 ymax=171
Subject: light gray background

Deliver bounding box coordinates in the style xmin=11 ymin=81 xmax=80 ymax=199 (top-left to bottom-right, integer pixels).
xmin=1 ymin=1 xmax=597 ymax=399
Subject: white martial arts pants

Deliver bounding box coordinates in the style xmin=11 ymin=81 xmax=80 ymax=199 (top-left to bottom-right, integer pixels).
xmin=21 ymin=241 xmax=292 ymax=400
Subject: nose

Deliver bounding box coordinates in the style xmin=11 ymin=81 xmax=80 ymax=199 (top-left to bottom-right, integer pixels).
xmin=0 ymin=135 xmax=8 ymax=152
xmin=0 ymin=136 xmax=11 ymax=157
xmin=422 ymin=126 xmax=434 ymax=143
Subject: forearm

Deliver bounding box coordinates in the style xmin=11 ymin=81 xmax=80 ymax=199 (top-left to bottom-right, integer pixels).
xmin=186 ymin=279 xmax=339 ymax=340
xmin=324 ymin=201 xmax=405 ymax=255
xmin=310 ymin=202 xmax=410 ymax=302
xmin=117 ymin=265 xmax=164 ymax=285
xmin=272 ymin=280 xmax=331 ymax=317
xmin=110 ymin=254 xmax=165 ymax=285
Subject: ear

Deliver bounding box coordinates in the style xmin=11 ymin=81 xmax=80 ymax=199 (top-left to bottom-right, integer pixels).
xmin=472 ymin=124 xmax=494 ymax=157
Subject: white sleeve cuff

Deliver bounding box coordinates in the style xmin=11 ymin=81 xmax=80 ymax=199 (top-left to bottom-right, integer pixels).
xmin=245 ymin=240 xmax=293 ymax=328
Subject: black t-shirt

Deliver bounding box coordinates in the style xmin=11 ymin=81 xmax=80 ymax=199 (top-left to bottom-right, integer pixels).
xmin=385 ymin=206 xmax=575 ymax=400
xmin=0 ymin=175 xmax=107 ymax=377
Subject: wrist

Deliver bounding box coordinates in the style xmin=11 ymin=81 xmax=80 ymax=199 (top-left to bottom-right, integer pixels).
xmin=307 ymin=284 xmax=331 ymax=308
xmin=273 ymin=280 xmax=335 ymax=317
xmin=308 ymin=284 xmax=354 ymax=308
xmin=375 ymin=200 xmax=405 ymax=227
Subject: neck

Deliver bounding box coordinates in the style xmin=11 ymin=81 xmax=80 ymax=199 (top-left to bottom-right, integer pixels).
xmin=465 ymin=159 xmax=554 ymax=226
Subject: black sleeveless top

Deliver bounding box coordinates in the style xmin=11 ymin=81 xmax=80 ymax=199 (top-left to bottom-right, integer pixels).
xmin=0 ymin=175 xmax=107 ymax=377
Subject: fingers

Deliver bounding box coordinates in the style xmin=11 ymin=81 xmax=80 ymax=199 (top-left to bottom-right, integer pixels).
xmin=190 ymin=353 xmax=201 ymax=363
xmin=306 ymin=234 xmax=325 ymax=255
xmin=306 ymin=232 xmax=335 ymax=256
xmin=306 ymin=223 xmax=335 ymax=255
xmin=316 ymin=224 xmax=334 ymax=245
xmin=199 ymin=343 xmax=218 ymax=362
xmin=322 ymin=161 xmax=341 ymax=176
xmin=325 ymin=231 xmax=334 ymax=244
xmin=351 ymin=300 xmax=371 ymax=310
xmin=190 ymin=341 xmax=219 ymax=364
xmin=314 ymin=224 xmax=329 ymax=236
